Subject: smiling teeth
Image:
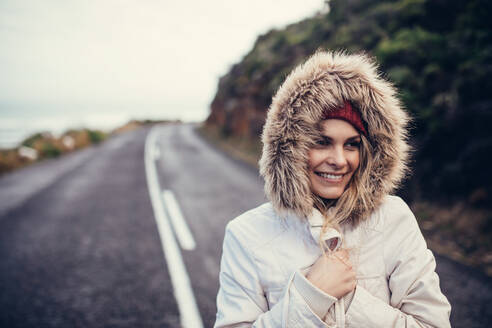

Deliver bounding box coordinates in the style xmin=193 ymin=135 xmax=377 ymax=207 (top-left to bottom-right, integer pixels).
xmin=318 ymin=172 xmax=343 ymax=180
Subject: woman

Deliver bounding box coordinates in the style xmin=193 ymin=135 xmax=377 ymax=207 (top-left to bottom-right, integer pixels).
xmin=214 ymin=51 xmax=451 ymax=327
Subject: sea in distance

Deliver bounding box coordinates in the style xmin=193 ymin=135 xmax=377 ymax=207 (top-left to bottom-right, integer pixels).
xmin=0 ymin=103 xmax=198 ymax=149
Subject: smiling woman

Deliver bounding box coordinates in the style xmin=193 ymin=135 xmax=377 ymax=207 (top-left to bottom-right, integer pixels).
xmin=214 ymin=51 xmax=451 ymax=327
xmin=308 ymin=119 xmax=361 ymax=200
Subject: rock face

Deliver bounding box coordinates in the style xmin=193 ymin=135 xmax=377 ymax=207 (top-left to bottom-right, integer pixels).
xmin=206 ymin=26 xmax=314 ymax=139
xmin=206 ymin=0 xmax=492 ymax=204
xmin=208 ymin=93 xmax=265 ymax=139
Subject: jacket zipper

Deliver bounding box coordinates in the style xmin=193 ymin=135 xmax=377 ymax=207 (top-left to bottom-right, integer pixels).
xmin=335 ymin=298 xmax=345 ymax=327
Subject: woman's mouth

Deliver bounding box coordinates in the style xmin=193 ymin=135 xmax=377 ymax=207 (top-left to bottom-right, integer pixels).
xmin=315 ymin=172 xmax=344 ymax=181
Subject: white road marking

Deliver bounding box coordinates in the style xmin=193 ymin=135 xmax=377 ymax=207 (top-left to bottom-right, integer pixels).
xmin=153 ymin=144 xmax=161 ymax=159
xmin=144 ymin=126 xmax=203 ymax=328
xmin=162 ymin=190 xmax=196 ymax=251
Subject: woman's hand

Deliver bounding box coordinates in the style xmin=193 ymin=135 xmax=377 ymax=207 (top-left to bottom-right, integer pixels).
xmin=306 ymin=249 xmax=356 ymax=299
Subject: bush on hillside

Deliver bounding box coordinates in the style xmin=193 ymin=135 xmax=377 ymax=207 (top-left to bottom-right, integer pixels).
xmin=207 ymin=0 xmax=492 ymax=205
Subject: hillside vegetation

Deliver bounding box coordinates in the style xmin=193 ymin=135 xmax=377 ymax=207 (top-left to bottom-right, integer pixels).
xmin=0 ymin=119 xmax=175 ymax=175
xmin=205 ymin=0 xmax=492 ymax=274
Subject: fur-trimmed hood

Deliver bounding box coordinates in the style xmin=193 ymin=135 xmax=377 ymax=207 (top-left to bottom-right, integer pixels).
xmin=259 ymin=51 xmax=410 ymax=225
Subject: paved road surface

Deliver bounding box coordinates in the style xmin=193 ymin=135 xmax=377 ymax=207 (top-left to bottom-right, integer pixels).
xmin=0 ymin=123 xmax=490 ymax=327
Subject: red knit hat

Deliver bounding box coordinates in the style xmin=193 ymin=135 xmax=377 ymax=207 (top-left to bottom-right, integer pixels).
xmin=323 ymin=101 xmax=367 ymax=135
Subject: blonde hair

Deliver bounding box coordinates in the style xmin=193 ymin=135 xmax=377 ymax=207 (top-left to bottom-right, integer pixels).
xmin=312 ymin=133 xmax=375 ymax=249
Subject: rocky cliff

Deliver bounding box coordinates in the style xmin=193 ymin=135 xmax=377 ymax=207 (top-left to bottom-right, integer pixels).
xmin=206 ymin=0 xmax=492 ymax=205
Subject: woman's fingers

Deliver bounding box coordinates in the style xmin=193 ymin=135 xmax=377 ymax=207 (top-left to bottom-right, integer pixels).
xmin=330 ymin=249 xmax=352 ymax=268
xmin=307 ymin=249 xmax=357 ymax=298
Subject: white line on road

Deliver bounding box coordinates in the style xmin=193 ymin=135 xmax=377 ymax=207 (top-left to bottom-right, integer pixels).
xmin=144 ymin=126 xmax=203 ymax=328
xmin=153 ymin=144 xmax=161 ymax=159
xmin=162 ymin=190 xmax=196 ymax=251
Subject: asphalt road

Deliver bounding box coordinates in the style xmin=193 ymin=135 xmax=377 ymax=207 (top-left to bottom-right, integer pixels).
xmin=0 ymin=123 xmax=490 ymax=327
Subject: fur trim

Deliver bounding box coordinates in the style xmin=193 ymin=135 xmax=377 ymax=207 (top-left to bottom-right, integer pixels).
xmin=259 ymin=51 xmax=410 ymax=224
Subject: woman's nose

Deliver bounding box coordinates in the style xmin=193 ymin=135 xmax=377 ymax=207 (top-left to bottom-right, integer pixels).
xmin=326 ymin=146 xmax=346 ymax=167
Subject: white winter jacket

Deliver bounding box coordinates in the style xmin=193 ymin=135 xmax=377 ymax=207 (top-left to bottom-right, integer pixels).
xmin=214 ymin=196 xmax=451 ymax=327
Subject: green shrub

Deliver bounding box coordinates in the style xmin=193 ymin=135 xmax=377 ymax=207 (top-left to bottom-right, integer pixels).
xmin=41 ymin=143 xmax=61 ymax=158
xmin=87 ymin=129 xmax=107 ymax=144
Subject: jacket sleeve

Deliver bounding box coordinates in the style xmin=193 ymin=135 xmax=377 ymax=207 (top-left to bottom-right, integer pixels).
xmin=345 ymin=197 xmax=451 ymax=327
xmin=214 ymin=221 xmax=334 ymax=328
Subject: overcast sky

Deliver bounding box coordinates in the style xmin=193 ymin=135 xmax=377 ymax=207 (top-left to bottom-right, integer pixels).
xmin=0 ymin=0 xmax=324 ymax=125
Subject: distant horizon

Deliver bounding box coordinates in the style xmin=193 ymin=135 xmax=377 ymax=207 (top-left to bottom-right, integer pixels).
xmin=0 ymin=0 xmax=325 ymax=148
xmin=0 ymin=103 xmax=207 ymax=149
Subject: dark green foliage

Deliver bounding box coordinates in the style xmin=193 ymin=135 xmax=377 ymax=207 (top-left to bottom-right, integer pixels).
xmin=86 ymin=129 xmax=106 ymax=144
xmin=41 ymin=143 xmax=61 ymax=158
xmin=210 ymin=0 xmax=492 ymax=204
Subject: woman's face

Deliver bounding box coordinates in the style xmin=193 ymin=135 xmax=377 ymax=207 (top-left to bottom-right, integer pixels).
xmin=308 ymin=119 xmax=361 ymax=200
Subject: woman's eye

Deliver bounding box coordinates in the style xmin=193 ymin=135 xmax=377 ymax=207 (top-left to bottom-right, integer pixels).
xmin=347 ymin=141 xmax=360 ymax=148
xmin=316 ymin=138 xmax=330 ymax=146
